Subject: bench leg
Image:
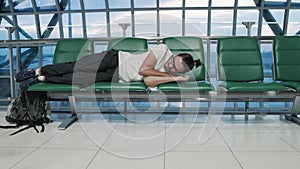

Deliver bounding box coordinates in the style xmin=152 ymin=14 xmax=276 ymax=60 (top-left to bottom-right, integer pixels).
xmin=58 ymin=96 xmax=78 ymax=130
xmin=285 ymin=95 xmax=300 ymax=125
xmin=245 ymin=101 xmax=249 ymax=121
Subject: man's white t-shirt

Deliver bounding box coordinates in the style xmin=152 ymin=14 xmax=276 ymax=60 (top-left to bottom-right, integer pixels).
xmin=118 ymin=44 xmax=173 ymax=82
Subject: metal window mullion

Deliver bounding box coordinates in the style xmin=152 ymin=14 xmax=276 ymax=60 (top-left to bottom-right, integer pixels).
xmin=157 ymin=0 xmax=160 ymax=37
xmin=283 ymin=0 xmax=291 ymax=35
xmin=130 ymin=0 xmax=135 ymax=37
xmin=232 ymin=0 xmax=238 ymax=36
xmin=182 ymin=0 xmax=185 ymax=36
xmin=8 ymin=0 xmax=19 ymax=40
xmin=31 ymin=0 xmax=41 ymax=39
xmin=105 ymin=0 xmax=111 ymax=37
xmin=257 ymin=0 xmax=264 ymax=36
xmin=55 ymin=0 xmax=64 ymax=38
xmin=67 ymin=0 xmax=72 ymax=38
xmin=207 ymin=0 xmax=212 ymax=36
xmin=79 ymin=0 xmax=87 ymax=38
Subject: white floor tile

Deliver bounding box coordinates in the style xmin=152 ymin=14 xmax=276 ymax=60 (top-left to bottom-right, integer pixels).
xmin=235 ymin=152 xmax=300 ymax=169
xmin=11 ymin=148 xmax=97 ymax=169
xmin=41 ymin=130 xmax=100 ymax=150
xmin=103 ymin=123 xmax=165 ymax=151
xmin=87 ymin=150 xmax=164 ymax=169
xmin=217 ymin=123 xmax=270 ymax=132
xmin=165 ymin=124 xmax=229 ymax=152
xmin=0 ymin=147 xmax=35 ymax=169
xmin=275 ymin=131 xmax=300 ymax=151
xmin=220 ymin=132 xmax=296 ymax=152
xmin=165 ymin=151 xmax=242 ymax=169
xmin=0 ymin=128 xmax=59 ymax=148
xmin=42 ymin=121 xmax=116 ymax=149
xmin=264 ymin=122 xmax=300 ymax=132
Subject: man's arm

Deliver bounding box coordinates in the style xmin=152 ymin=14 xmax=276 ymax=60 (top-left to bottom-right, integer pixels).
xmin=139 ymin=51 xmax=171 ymax=77
xmin=144 ymin=75 xmax=190 ymax=87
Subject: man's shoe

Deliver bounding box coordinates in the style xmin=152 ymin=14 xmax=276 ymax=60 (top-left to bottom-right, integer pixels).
xmin=15 ymin=69 xmax=36 ymax=82
xmin=19 ymin=77 xmax=40 ymax=91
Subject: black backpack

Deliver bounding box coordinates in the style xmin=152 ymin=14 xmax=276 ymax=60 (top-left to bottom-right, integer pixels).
xmin=0 ymin=90 xmax=51 ymax=135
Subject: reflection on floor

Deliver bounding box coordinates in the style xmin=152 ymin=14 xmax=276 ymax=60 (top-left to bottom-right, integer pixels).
xmin=0 ymin=111 xmax=300 ymax=169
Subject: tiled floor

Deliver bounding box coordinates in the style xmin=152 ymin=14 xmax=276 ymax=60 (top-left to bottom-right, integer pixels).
xmin=1 ymin=111 xmax=300 ymax=169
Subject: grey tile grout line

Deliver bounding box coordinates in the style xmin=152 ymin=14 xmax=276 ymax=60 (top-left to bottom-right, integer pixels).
xmin=264 ymin=125 xmax=300 ymax=153
xmin=8 ymin=130 xmax=61 ymax=169
xmin=85 ymin=122 xmax=120 ymax=169
xmin=216 ymin=128 xmax=244 ymax=169
xmin=10 ymin=129 xmax=59 ymax=168
xmin=9 ymin=147 xmax=38 ymax=169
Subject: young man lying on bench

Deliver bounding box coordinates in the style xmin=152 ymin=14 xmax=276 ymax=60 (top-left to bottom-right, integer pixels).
xmin=15 ymin=44 xmax=201 ymax=90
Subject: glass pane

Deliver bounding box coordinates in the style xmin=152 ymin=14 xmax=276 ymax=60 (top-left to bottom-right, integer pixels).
xmin=109 ymin=0 xmax=131 ymax=8
xmin=211 ymin=10 xmax=233 ymax=36
xmin=17 ymin=15 xmax=37 ymax=39
xmin=135 ymin=11 xmax=157 ymax=37
xmin=287 ymin=10 xmax=300 ymax=35
xmin=160 ymin=10 xmax=182 ymax=36
xmin=212 ymin=0 xmax=235 ymax=7
xmin=110 ymin=12 xmax=132 ymax=37
xmin=13 ymin=0 xmax=33 ymax=11
xmin=260 ymin=43 xmax=273 ymax=76
xmin=269 ymin=9 xmax=285 ymax=27
xmin=260 ymin=10 xmax=284 ymax=36
xmin=186 ymin=0 xmax=208 ymax=7
xmin=21 ymin=47 xmax=39 ymax=69
xmin=236 ymin=10 xmax=258 ymax=36
xmin=265 ymin=0 xmax=286 ymax=2
xmin=0 ymin=17 xmax=13 ymax=40
xmin=134 ymin=0 xmax=156 ymax=7
xmin=3 ymin=0 xmax=9 ymax=8
xmin=0 ymin=48 xmax=8 ymax=66
xmin=238 ymin=0 xmax=256 ymax=7
xmin=261 ymin=19 xmax=274 ymax=36
xmin=185 ymin=10 xmax=207 ymax=36
xmin=159 ymin=0 xmax=182 ymax=7
xmin=42 ymin=45 xmax=56 ymax=66
xmin=65 ymin=0 xmax=81 ymax=10
xmin=36 ymin=0 xmax=56 ymax=7
xmin=62 ymin=13 xmax=83 ymax=38
xmin=209 ymin=42 xmax=217 ymax=76
xmin=86 ymin=12 xmax=107 ymax=37
xmin=39 ymin=14 xmax=60 ymax=38
xmin=83 ymin=0 xmax=105 ymax=9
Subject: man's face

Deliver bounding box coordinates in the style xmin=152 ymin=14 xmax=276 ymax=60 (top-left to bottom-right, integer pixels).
xmin=164 ymin=55 xmax=187 ymax=74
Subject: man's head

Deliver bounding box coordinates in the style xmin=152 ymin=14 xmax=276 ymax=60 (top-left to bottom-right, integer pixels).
xmin=164 ymin=53 xmax=201 ymax=74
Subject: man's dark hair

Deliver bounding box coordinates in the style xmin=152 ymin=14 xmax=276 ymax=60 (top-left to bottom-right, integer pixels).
xmin=178 ymin=53 xmax=201 ymax=71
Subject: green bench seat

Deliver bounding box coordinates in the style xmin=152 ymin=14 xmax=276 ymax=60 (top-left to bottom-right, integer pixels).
xmin=273 ymin=36 xmax=300 ymax=91
xmin=28 ymin=38 xmax=94 ymax=92
xmin=219 ymin=82 xmax=285 ymax=92
xmin=28 ymin=83 xmax=81 ymax=92
xmin=217 ymin=37 xmax=286 ymax=92
xmin=92 ymin=37 xmax=148 ymax=92
xmin=157 ymin=81 xmax=214 ymax=91
xmin=92 ymin=82 xmax=147 ymax=91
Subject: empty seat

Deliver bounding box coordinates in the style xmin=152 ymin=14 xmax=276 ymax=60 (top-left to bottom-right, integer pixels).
xmin=217 ymin=37 xmax=285 ymax=92
xmin=273 ymin=36 xmax=300 ymax=91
